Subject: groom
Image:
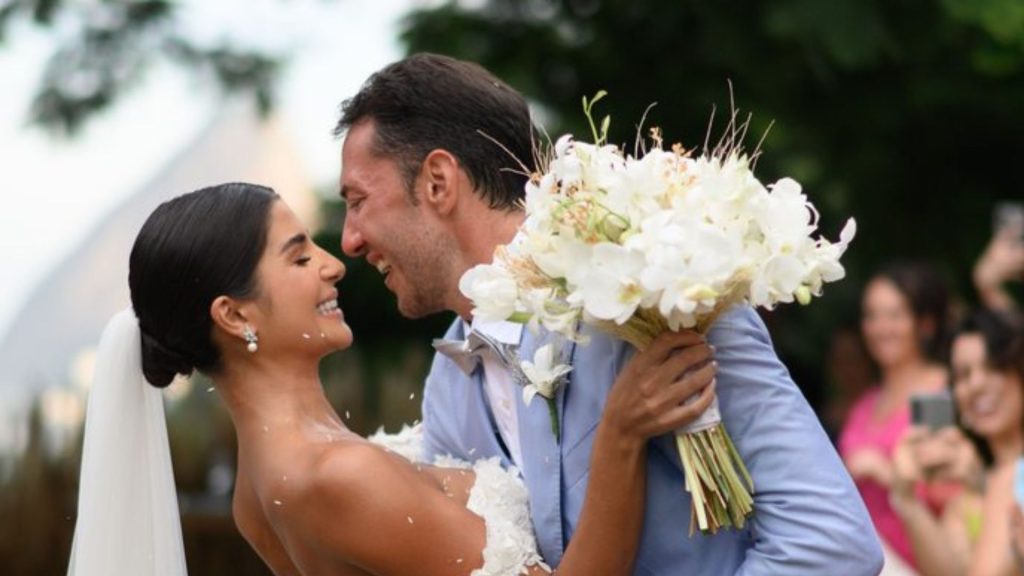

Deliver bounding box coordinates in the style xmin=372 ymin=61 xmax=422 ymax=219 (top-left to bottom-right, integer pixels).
xmin=336 ymin=53 xmax=883 ymax=575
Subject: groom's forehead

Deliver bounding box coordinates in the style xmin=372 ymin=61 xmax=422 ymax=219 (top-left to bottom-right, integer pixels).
xmin=340 ymin=119 xmax=378 ymax=163
xmin=339 ymin=157 xmax=403 ymax=199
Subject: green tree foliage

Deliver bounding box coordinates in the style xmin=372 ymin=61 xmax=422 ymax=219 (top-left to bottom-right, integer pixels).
xmin=401 ymin=0 xmax=1024 ymax=413
xmin=0 ymin=0 xmax=279 ymax=133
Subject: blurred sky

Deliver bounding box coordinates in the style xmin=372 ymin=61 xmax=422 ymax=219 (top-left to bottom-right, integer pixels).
xmin=0 ymin=0 xmax=421 ymax=340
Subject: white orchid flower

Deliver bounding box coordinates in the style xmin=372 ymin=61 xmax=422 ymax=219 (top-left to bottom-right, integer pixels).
xmin=458 ymin=264 xmax=519 ymax=322
xmin=520 ymin=344 xmax=573 ymax=406
xmin=575 ymin=242 xmax=646 ymax=325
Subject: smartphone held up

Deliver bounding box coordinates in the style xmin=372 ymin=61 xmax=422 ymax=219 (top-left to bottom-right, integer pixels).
xmin=910 ymin=392 xmax=956 ymax=432
xmin=994 ymin=201 xmax=1024 ymax=243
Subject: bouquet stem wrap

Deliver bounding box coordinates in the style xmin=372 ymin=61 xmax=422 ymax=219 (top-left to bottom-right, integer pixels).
xmin=596 ymin=306 xmax=753 ymax=535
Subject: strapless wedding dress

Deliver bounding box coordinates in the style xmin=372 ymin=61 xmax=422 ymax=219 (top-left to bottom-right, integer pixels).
xmin=369 ymin=425 xmax=547 ymax=575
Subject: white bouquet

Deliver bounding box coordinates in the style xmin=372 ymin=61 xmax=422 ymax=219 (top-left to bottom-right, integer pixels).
xmin=460 ymin=93 xmax=855 ymax=534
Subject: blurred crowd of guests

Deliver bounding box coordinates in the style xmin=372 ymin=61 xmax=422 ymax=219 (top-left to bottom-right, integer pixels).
xmin=830 ymin=213 xmax=1024 ymax=576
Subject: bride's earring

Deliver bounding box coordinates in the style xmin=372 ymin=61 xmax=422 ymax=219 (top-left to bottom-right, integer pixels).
xmin=243 ymin=325 xmax=259 ymax=353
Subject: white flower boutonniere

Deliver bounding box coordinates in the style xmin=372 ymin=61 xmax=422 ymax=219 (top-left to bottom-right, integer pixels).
xmin=520 ymin=343 xmax=572 ymax=442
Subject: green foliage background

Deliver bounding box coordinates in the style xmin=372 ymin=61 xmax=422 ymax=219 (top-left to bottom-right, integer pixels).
xmin=400 ymin=0 xmax=1024 ymax=409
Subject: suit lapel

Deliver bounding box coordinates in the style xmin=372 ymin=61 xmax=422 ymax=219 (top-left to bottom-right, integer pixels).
xmin=468 ymin=366 xmax=514 ymax=466
xmin=450 ymin=319 xmax=512 ymax=466
xmin=514 ymin=326 xmax=565 ymax=564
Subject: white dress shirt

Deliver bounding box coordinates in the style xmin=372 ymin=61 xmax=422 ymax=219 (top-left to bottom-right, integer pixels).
xmin=470 ymin=318 xmax=524 ymax=466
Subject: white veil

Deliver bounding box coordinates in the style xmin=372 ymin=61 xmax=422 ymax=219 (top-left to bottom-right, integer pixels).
xmin=67 ymin=308 xmax=187 ymax=575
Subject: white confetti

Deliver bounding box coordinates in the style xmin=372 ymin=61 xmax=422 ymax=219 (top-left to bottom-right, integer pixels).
xmin=302 ymin=333 xmax=311 ymax=339
xmin=468 ymin=448 xmax=476 ymax=455
xmin=319 ymin=332 xmax=326 ymax=338
xmin=262 ymin=425 xmax=269 ymax=433
xmin=273 ymin=500 xmax=282 ymax=506
xmin=282 ymin=475 xmax=288 ymax=482
xmin=207 ymin=386 xmax=214 ymax=392
xmin=409 ymin=393 xmax=416 ymax=400
xmin=407 ymin=516 xmax=414 ymax=524
xmin=345 ymin=410 xmax=351 ymax=420
xmin=456 ymin=558 xmax=463 ymax=564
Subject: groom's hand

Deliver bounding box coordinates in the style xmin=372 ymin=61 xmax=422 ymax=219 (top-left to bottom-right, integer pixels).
xmin=603 ymin=331 xmax=717 ymax=442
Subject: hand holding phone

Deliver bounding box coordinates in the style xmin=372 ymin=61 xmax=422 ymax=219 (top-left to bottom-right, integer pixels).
xmin=976 ymin=204 xmax=1024 ymax=300
xmin=910 ymin=392 xmax=956 ymax=432
xmin=995 ymin=202 xmax=1024 ymax=244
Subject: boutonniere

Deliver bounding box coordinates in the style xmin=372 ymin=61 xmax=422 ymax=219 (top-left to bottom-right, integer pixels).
xmin=520 ymin=343 xmax=572 ymax=442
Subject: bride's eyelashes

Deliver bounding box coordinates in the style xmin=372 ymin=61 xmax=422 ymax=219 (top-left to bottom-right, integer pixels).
xmin=296 ymin=255 xmax=312 ymax=266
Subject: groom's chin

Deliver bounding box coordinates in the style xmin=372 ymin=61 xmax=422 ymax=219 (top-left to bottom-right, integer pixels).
xmin=396 ymin=302 xmax=430 ymax=320
xmin=395 ymin=295 xmax=443 ymax=320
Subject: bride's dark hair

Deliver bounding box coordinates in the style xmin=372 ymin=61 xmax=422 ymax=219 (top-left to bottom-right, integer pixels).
xmin=129 ymin=183 xmax=279 ymax=387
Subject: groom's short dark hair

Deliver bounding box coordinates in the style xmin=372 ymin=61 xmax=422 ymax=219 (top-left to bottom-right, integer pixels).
xmin=334 ymin=53 xmax=533 ymax=210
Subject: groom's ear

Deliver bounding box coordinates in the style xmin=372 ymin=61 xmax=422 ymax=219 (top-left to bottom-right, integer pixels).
xmin=421 ymin=149 xmax=462 ymax=216
xmin=209 ymin=296 xmax=250 ymax=340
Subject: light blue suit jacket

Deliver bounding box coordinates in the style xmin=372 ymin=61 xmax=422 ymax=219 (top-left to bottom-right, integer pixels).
xmin=422 ymin=306 xmax=883 ymax=575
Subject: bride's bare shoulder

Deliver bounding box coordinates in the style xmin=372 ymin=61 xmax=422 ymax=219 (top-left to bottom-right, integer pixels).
xmin=271 ymin=439 xmax=489 ymax=575
xmin=284 ymin=440 xmax=415 ymax=511
xmin=268 ymin=440 xmax=439 ymax=558
xmin=315 ymin=441 xmax=401 ymax=485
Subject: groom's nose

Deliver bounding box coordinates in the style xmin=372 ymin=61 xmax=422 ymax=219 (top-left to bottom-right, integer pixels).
xmin=341 ymin=217 xmax=366 ymax=257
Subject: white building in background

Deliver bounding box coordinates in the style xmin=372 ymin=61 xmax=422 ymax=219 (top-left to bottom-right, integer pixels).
xmin=0 ymin=100 xmax=321 ymax=456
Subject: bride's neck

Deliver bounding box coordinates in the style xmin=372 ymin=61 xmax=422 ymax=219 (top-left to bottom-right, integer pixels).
xmin=213 ymin=360 xmax=344 ymax=438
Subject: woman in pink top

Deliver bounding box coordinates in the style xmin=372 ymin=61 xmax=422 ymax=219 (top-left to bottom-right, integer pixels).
xmin=839 ymin=262 xmax=951 ymax=569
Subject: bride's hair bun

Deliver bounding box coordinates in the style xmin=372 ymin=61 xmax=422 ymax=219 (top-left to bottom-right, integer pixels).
xmin=129 ymin=183 xmax=278 ymax=388
xmin=139 ymin=329 xmax=193 ymax=388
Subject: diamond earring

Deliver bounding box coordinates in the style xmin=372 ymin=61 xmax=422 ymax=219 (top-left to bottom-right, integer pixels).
xmin=243 ymin=325 xmax=258 ymax=353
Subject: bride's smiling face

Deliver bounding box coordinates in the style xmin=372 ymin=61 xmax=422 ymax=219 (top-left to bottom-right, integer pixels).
xmin=246 ymin=201 xmax=353 ymax=356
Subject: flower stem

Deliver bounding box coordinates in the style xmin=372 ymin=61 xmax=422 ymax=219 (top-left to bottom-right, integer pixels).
xmin=676 ymin=424 xmax=753 ymax=534
xmin=546 ymin=398 xmax=560 ymax=443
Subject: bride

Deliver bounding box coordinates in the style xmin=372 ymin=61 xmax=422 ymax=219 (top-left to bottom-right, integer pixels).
xmin=67 ymin=182 xmax=717 ymax=576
